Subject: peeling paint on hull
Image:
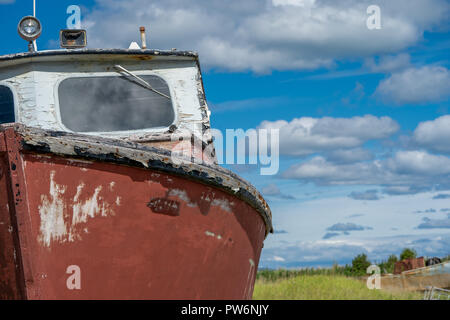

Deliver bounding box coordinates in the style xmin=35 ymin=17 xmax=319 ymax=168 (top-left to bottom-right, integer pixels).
xmin=0 ymin=125 xmax=270 ymax=300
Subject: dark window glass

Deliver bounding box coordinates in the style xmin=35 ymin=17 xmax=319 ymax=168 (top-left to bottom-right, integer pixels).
xmin=0 ymin=85 xmax=15 ymax=124
xmin=58 ymin=76 xmax=175 ymax=132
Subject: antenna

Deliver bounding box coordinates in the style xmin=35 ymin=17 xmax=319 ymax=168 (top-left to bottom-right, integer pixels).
xmin=140 ymin=27 xmax=147 ymax=49
xmin=33 ymin=0 xmax=37 ymax=51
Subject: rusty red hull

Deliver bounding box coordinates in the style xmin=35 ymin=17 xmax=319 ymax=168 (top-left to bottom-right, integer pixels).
xmin=0 ymin=125 xmax=272 ymax=300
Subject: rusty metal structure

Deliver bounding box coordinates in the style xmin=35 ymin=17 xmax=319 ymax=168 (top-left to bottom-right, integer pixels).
xmin=382 ymin=261 xmax=450 ymax=292
xmin=394 ymin=257 xmax=425 ymax=275
xmin=0 ymin=43 xmax=272 ymax=298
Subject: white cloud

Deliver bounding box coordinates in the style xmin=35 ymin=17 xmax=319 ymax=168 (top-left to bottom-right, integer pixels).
xmin=326 ymin=148 xmax=374 ymax=164
xmin=210 ymin=97 xmax=285 ymax=113
xmin=433 ymin=194 xmax=450 ymax=200
xmin=418 ymin=214 xmax=450 ymax=229
xmin=258 ymin=115 xmax=399 ymax=156
xmin=261 ymin=184 xmax=296 ymax=200
xmin=266 ymin=117 xmax=450 ymax=195
xmin=375 ymin=66 xmax=450 ymax=104
xmin=387 ymin=150 xmax=450 ymax=175
xmin=272 ymin=0 xmax=316 ymax=7
xmin=327 ymin=222 xmax=372 ymax=232
xmin=364 ymin=53 xmax=411 ymax=73
xmin=348 ymin=189 xmax=380 ymax=201
xmin=283 ymin=156 xmax=378 ymax=183
xmin=323 ymin=232 xmax=340 ymax=239
xmin=272 ymin=256 xmax=286 ymax=262
xmin=260 ymin=234 xmax=450 ymax=268
xmin=282 ymin=150 xmax=450 ymax=193
xmin=382 ymin=185 xmax=429 ymax=196
xmin=83 ymin=0 xmax=449 ymax=72
xmin=414 ymin=115 xmax=450 ymax=153
xmin=262 ymin=190 xmax=450 ymax=268
xmin=262 ymin=184 xmax=281 ymax=196
xmin=261 ymin=239 xmax=368 ymax=267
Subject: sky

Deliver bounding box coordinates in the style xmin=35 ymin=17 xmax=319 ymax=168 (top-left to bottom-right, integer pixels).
xmin=1 ymin=0 xmax=449 ymax=268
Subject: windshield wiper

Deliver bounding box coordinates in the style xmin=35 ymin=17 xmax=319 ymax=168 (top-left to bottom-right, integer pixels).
xmin=114 ymin=65 xmax=171 ymax=100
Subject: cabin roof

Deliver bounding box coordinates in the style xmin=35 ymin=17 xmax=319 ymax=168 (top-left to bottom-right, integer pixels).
xmin=0 ymin=49 xmax=199 ymax=67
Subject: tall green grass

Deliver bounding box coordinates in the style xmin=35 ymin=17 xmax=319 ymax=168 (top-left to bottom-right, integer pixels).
xmin=257 ymin=266 xmax=353 ymax=281
xmin=253 ymin=275 xmax=422 ymax=300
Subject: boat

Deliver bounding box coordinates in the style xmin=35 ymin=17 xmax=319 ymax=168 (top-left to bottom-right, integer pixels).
xmin=0 ymin=15 xmax=272 ymax=300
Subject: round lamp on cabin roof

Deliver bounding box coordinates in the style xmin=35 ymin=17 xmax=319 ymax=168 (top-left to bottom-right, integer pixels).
xmin=18 ymin=16 xmax=42 ymax=42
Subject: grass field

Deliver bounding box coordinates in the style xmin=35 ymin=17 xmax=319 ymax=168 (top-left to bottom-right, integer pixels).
xmin=253 ymin=275 xmax=422 ymax=300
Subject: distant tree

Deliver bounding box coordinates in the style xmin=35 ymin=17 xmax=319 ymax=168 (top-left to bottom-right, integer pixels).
xmin=400 ymin=248 xmax=417 ymax=261
xmin=352 ymin=254 xmax=371 ymax=276
xmin=384 ymin=254 xmax=398 ymax=273
xmin=387 ymin=254 xmax=398 ymax=264
xmin=331 ymin=262 xmax=339 ymax=274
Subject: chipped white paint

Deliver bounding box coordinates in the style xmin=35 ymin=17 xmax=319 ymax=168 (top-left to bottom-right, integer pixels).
xmin=205 ymin=231 xmax=215 ymax=237
xmin=211 ymin=199 xmax=233 ymax=213
xmin=116 ymin=197 xmax=122 ymax=206
xmin=168 ymin=189 xmax=191 ymax=203
xmin=232 ymin=187 xmax=240 ymax=193
xmin=201 ymin=191 xmax=213 ymax=202
xmin=73 ymin=183 xmax=84 ymax=203
xmin=38 ymin=172 xmax=117 ymax=247
xmin=38 ymin=171 xmax=68 ymax=247
xmin=72 ymin=185 xmax=104 ymax=225
xmin=205 ymin=231 xmax=223 ymax=240
xmin=169 ymin=188 xmax=234 ymax=213
xmin=109 ymin=182 xmax=115 ymax=191
xmin=168 ymin=188 xmax=199 ymax=208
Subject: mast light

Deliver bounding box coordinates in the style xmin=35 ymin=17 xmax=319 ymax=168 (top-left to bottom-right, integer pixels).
xmin=18 ymin=16 xmax=42 ymax=51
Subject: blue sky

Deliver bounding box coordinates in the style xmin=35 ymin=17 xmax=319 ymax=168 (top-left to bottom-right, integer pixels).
xmin=1 ymin=0 xmax=450 ymax=268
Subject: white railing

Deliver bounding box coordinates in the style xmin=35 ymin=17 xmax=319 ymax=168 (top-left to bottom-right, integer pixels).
xmin=423 ymin=286 xmax=450 ymax=300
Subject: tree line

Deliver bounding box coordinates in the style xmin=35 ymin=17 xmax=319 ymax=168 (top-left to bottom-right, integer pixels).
xmin=257 ymin=249 xmax=449 ymax=281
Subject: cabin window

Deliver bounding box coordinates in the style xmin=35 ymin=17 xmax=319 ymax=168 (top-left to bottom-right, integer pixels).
xmin=0 ymin=85 xmax=15 ymax=124
xmin=58 ymin=75 xmax=175 ymax=132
